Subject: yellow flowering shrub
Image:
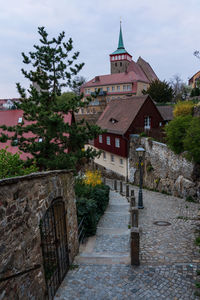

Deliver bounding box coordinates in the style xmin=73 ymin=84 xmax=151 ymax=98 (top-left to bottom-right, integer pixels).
xmin=173 ymin=101 xmax=194 ymax=117
xmin=84 ymin=170 xmax=102 ymax=186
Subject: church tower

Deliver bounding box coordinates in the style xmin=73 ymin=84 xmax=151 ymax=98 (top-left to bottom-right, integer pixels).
xmin=110 ymin=22 xmax=132 ymax=74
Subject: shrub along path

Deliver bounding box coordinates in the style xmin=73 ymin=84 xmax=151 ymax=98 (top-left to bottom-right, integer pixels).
xmin=55 ymin=181 xmax=200 ymax=300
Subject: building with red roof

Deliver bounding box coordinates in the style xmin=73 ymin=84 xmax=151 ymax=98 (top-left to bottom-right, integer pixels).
xmin=88 ymin=95 xmax=163 ymax=179
xmin=0 ymin=110 xmax=73 ymax=160
xmin=76 ymin=23 xmax=158 ymax=122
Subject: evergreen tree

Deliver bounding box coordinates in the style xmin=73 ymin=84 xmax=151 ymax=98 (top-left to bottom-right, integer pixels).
xmin=0 ymin=27 xmax=102 ymax=171
xmin=142 ymin=79 xmax=174 ymax=103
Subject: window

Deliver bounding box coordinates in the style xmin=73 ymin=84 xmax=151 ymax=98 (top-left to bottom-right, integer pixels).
xmin=120 ymin=158 xmax=123 ymax=165
xmin=112 ymin=86 xmax=115 ymax=91
xmin=38 ymin=137 xmax=43 ymax=142
xmin=111 ymin=154 xmax=114 ymax=162
xmin=85 ymin=88 xmax=90 ymax=94
xmin=159 ymin=122 xmax=162 ymax=127
xmin=18 ymin=117 xmax=22 ymax=123
xmin=120 ymin=62 xmax=122 ymax=67
xmin=123 ymin=85 xmax=131 ymax=91
xmin=122 ymin=55 xmax=124 ymax=59
xmin=100 ymin=88 xmax=103 ymax=92
xmin=115 ymin=62 xmax=117 ymax=67
xmin=107 ymin=87 xmax=110 ymax=92
xmin=143 ymin=85 xmax=147 ymax=91
xmin=106 ymin=136 xmax=111 ymax=145
xmin=144 ymin=116 xmax=151 ymax=129
xmin=117 ymin=86 xmax=120 ymax=91
xmin=103 ymin=152 xmax=106 ymax=159
xmin=115 ymin=138 xmax=120 ymax=148
xmin=99 ymin=135 xmax=103 ymax=143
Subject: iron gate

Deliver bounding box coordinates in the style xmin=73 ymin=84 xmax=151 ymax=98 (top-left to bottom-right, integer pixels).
xmin=40 ymin=198 xmax=69 ymax=299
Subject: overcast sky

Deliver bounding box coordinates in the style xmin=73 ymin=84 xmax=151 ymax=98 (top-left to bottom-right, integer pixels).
xmin=1 ymin=0 xmax=200 ymax=98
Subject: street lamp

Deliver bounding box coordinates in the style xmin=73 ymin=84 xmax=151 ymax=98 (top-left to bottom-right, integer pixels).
xmin=136 ymin=147 xmax=145 ymax=209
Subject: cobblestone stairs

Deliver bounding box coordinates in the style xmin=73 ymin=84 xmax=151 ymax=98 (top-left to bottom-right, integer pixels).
xmin=75 ymin=190 xmax=131 ymax=265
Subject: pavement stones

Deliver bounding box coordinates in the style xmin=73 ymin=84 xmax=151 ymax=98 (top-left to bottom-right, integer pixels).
xmin=55 ymin=182 xmax=200 ymax=300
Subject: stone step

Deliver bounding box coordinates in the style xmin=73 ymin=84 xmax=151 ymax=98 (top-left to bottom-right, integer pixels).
xmin=75 ymin=252 xmax=130 ymax=265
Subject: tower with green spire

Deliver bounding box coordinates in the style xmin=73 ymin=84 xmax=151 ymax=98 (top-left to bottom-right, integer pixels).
xmin=110 ymin=22 xmax=132 ymax=74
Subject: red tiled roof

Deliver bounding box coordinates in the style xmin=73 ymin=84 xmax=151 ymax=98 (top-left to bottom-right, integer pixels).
xmin=136 ymin=57 xmax=158 ymax=82
xmin=0 ymin=110 xmax=72 ymax=160
xmin=126 ymin=60 xmax=150 ymax=82
xmin=83 ymin=70 xmax=149 ymax=88
xmin=96 ymin=95 xmax=149 ymax=135
xmin=157 ymin=106 xmax=173 ymax=121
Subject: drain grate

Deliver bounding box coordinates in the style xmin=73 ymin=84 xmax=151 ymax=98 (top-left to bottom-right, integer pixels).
xmin=153 ymin=221 xmax=171 ymax=226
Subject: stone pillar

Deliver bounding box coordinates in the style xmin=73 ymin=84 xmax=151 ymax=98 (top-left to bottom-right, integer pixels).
xmin=120 ymin=181 xmax=123 ymax=194
xmin=130 ymin=207 xmax=138 ymax=227
xmin=114 ymin=179 xmax=117 ymax=191
xmin=130 ymin=227 xmax=140 ymax=266
xmin=126 ymin=184 xmax=129 ymax=198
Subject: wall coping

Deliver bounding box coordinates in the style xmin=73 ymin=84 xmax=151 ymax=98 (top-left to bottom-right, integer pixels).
xmin=0 ymin=169 xmax=73 ymax=186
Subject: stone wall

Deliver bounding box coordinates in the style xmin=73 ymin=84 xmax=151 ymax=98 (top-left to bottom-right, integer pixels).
xmin=0 ymin=170 xmax=79 ymax=300
xmin=194 ymin=105 xmax=200 ymax=117
xmin=129 ymin=136 xmax=200 ymax=200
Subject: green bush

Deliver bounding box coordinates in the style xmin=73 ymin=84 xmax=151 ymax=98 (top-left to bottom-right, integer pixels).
xmin=184 ymin=117 xmax=200 ymax=163
xmin=165 ymin=115 xmax=192 ymax=154
xmin=75 ymin=179 xmax=110 ymax=237
xmin=0 ymin=147 xmax=38 ymax=179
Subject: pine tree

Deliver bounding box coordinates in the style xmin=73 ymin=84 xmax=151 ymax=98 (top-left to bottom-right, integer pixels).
xmin=0 ymin=27 xmax=102 ymax=171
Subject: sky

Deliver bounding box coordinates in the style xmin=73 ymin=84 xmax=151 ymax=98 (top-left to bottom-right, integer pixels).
xmin=1 ymin=0 xmax=200 ymax=98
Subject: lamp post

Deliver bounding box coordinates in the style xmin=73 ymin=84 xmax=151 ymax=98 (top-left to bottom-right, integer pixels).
xmin=136 ymin=147 xmax=145 ymax=209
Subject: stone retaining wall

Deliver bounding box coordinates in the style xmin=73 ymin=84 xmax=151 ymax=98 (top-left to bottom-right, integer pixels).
xmin=129 ymin=136 xmax=200 ymax=200
xmin=0 ymin=170 xmax=79 ymax=300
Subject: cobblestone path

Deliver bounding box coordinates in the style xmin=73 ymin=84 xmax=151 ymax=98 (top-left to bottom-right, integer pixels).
xmin=55 ymin=182 xmax=200 ymax=300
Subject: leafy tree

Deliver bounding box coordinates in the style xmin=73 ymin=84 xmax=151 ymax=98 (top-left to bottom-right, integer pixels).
xmin=0 ymin=147 xmax=38 ymax=179
xmin=69 ymin=75 xmax=87 ymax=95
xmin=190 ymin=87 xmax=200 ymax=97
xmin=169 ymin=74 xmax=188 ymax=102
xmin=165 ymin=115 xmax=192 ymax=154
xmin=142 ymin=79 xmax=174 ymax=103
xmin=173 ymin=101 xmax=194 ymax=117
xmin=0 ymin=27 xmax=102 ymax=171
xmin=184 ymin=117 xmax=200 ymax=163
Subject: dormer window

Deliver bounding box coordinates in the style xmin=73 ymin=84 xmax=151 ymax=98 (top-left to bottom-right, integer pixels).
xmin=18 ymin=117 xmax=22 ymax=123
xmin=110 ymin=118 xmax=118 ymax=124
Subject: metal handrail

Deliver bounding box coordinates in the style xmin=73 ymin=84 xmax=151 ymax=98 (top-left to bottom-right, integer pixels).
xmin=0 ymin=264 xmax=41 ymax=282
xmin=78 ymin=217 xmax=85 ymax=243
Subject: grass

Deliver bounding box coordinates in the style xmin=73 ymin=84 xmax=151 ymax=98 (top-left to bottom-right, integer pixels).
xmin=177 ymin=216 xmax=189 ymax=221
xmin=186 ymin=196 xmax=196 ymax=203
xmin=195 ymin=237 xmax=200 ymax=247
xmin=69 ymin=264 xmax=79 ymax=270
